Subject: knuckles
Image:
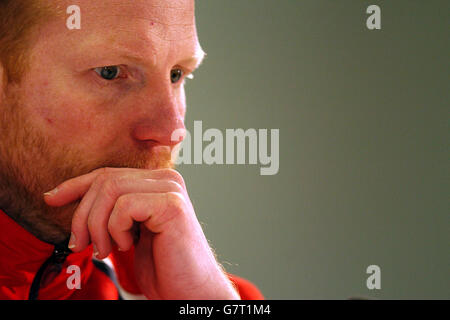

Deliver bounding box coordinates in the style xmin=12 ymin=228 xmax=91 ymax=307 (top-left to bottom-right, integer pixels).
xmin=100 ymin=176 xmax=123 ymax=198
xmin=154 ymin=168 xmax=186 ymax=189
xmin=75 ymin=168 xmax=190 ymax=241
xmin=166 ymin=192 xmax=187 ymax=216
xmin=92 ymin=168 xmax=186 ymax=194
xmin=165 ymin=179 xmax=184 ymax=193
xmin=114 ymin=193 xmax=134 ymax=213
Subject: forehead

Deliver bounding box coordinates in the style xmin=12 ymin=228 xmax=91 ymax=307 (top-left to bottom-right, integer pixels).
xmin=69 ymin=0 xmax=195 ymax=38
xmin=57 ymin=0 xmax=194 ymax=21
xmin=40 ymin=0 xmax=199 ymax=64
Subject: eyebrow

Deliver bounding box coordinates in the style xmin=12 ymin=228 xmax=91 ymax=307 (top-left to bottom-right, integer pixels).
xmin=110 ymin=43 xmax=206 ymax=72
xmin=177 ymin=48 xmax=207 ymax=71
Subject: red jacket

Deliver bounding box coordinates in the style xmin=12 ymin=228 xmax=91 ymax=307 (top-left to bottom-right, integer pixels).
xmin=0 ymin=209 xmax=263 ymax=300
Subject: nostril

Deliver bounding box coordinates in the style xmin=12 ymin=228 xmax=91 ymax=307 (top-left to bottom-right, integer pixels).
xmin=132 ymin=122 xmax=185 ymax=146
xmin=170 ymin=127 xmax=186 ymax=144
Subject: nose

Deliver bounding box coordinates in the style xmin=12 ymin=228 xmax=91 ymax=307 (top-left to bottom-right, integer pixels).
xmin=131 ymin=85 xmax=186 ymax=148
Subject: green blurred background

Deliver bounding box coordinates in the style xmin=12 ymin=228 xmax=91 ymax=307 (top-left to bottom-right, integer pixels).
xmin=176 ymin=0 xmax=449 ymax=299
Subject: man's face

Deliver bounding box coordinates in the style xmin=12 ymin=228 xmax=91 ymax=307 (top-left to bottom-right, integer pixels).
xmin=0 ymin=0 xmax=203 ymax=243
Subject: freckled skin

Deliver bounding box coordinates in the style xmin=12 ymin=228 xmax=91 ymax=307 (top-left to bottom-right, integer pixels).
xmin=0 ymin=0 xmax=202 ymax=243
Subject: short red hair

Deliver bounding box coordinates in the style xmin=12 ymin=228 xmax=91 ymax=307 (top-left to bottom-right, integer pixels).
xmin=0 ymin=0 xmax=54 ymax=84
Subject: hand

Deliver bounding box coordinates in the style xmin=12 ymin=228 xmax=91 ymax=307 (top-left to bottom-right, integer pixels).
xmin=44 ymin=167 xmax=240 ymax=300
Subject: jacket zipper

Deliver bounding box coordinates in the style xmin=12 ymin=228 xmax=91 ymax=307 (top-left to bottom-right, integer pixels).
xmin=28 ymin=241 xmax=72 ymax=300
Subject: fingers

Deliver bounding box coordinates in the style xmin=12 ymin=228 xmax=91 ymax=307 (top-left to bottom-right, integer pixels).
xmin=147 ymin=168 xmax=186 ymax=191
xmin=43 ymin=172 xmax=96 ymax=207
xmin=107 ymin=193 xmax=168 ymax=252
xmin=43 ymin=167 xmax=127 ymax=206
xmin=87 ymin=179 xmax=182 ymax=258
xmin=43 ymin=167 xmax=188 ymax=259
xmin=69 ymin=174 xmax=184 ymax=258
xmin=44 ymin=168 xmax=186 ymax=206
xmin=108 ymin=192 xmax=187 ymax=254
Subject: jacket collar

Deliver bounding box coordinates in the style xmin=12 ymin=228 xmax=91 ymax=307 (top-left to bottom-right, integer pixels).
xmin=0 ymin=209 xmax=94 ymax=299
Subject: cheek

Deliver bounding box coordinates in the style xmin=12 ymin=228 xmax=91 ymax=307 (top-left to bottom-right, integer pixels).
xmin=25 ymin=80 xmax=87 ymax=131
xmin=31 ymin=92 xmax=114 ymax=146
xmin=35 ymin=101 xmax=93 ymax=134
xmin=20 ymin=63 xmax=127 ymax=150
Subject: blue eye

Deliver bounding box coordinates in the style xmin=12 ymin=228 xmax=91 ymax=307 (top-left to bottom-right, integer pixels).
xmin=94 ymin=66 xmax=121 ymax=80
xmin=170 ymin=68 xmax=183 ymax=83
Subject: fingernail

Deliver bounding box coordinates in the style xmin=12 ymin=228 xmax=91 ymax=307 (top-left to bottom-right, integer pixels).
xmin=68 ymin=232 xmax=76 ymax=249
xmin=44 ymin=187 xmax=58 ymax=196
xmin=93 ymin=244 xmax=99 ymax=257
